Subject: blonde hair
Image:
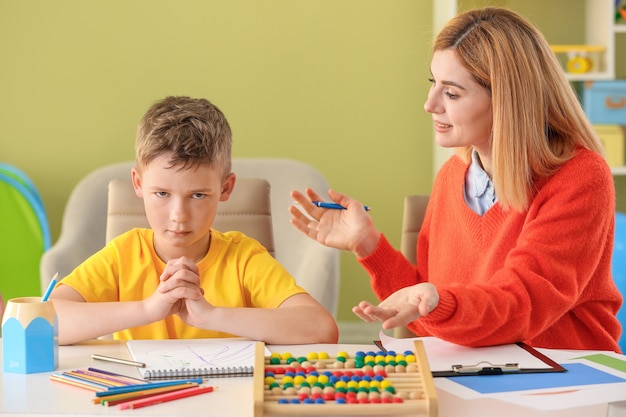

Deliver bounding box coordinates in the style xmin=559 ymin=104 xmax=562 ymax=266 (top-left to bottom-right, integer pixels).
xmin=135 ymin=96 xmax=232 ymax=176
xmin=435 ymin=7 xmax=603 ymax=211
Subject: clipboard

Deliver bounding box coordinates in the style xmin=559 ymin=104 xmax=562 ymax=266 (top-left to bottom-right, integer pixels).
xmin=373 ymin=339 xmax=566 ymax=377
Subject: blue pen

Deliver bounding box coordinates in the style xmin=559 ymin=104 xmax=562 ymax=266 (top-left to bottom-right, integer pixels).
xmin=312 ymin=201 xmax=370 ymax=212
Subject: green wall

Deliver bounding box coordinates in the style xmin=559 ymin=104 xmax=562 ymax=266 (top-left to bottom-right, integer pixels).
xmin=0 ymin=0 xmax=434 ymax=321
xmin=2 ymin=0 xmax=624 ymax=321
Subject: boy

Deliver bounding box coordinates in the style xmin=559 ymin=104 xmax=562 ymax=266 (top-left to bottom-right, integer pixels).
xmin=50 ymin=96 xmax=338 ymax=345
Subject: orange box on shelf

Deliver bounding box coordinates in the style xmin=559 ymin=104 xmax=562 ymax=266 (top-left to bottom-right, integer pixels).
xmin=593 ymin=124 xmax=625 ymax=168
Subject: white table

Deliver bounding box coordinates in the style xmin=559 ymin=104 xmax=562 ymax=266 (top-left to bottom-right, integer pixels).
xmin=1 ymin=339 xmax=625 ymax=416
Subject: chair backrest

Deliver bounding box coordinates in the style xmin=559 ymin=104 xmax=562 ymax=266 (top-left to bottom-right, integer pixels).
xmin=394 ymin=194 xmax=430 ymax=338
xmin=400 ymin=195 xmax=430 ymax=265
xmin=106 ymin=177 xmax=275 ymax=256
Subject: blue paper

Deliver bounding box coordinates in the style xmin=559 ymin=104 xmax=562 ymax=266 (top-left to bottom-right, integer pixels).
xmin=450 ymin=363 xmax=626 ymax=394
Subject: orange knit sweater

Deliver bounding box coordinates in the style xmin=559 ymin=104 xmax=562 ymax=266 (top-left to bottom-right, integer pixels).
xmin=361 ymin=149 xmax=623 ymax=352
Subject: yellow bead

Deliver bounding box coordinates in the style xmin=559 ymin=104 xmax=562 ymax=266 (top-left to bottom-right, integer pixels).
xmin=306 ymin=352 xmax=318 ymax=360
xmin=281 ymin=352 xmax=293 ymax=360
xmin=264 ymin=376 xmax=275 ymax=385
xmin=405 ymin=354 xmax=416 ymax=363
xmin=293 ymin=375 xmax=306 ymax=386
xmin=337 ymin=351 xmax=349 ymax=359
xmin=395 ymin=354 xmax=405 ymax=362
xmin=318 ymin=352 xmax=330 ymax=359
xmin=306 ymin=375 xmax=318 ymax=385
xmin=358 ymin=380 xmax=370 ymax=389
xmin=380 ymin=380 xmax=392 ymax=389
xmin=318 ymin=374 xmax=329 ymax=385
xmin=335 ymin=381 xmax=347 ymax=389
xmin=282 ymin=375 xmax=294 ymax=384
xmin=270 ymin=352 xmax=281 ymax=359
xmin=347 ymin=380 xmax=359 ymax=389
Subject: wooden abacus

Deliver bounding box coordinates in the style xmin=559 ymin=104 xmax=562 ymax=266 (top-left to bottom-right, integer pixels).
xmin=253 ymin=340 xmax=438 ymax=417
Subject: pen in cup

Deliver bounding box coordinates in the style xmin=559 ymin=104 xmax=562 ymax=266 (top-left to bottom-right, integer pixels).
xmin=312 ymin=201 xmax=371 ymax=212
xmin=92 ymin=354 xmax=146 ymax=368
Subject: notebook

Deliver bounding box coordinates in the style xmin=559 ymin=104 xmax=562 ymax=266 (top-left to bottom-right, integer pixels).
xmin=126 ymin=338 xmax=266 ymax=380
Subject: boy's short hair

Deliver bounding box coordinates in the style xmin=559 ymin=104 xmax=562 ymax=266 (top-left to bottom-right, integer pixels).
xmin=135 ymin=96 xmax=232 ymax=175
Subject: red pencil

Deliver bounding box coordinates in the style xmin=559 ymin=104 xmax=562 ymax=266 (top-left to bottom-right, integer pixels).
xmin=118 ymin=385 xmax=215 ymax=410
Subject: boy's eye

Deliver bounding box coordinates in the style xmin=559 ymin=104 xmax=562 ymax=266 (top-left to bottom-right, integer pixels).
xmin=155 ymin=191 xmax=168 ymax=198
xmin=192 ymin=193 xmax=206 ymax=199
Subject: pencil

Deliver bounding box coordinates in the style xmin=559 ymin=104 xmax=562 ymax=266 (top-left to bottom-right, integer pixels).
xmin=118 ymin=385 xmax=215 ymax=410
xmin=99 ymin=383 xmax=198 ymax=406
xmin=95 ymin=379 xmax=204 ymax=397
xmin=91 ymin=354 xmax=146 ymax=368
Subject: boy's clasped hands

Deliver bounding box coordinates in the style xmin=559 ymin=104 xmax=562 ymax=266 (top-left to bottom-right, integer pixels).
xmin=154 ymin=257 xmax=212 ymax=327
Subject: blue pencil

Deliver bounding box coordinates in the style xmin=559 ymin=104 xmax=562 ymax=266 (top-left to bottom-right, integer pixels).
xmin=41 ymin=272 xmax=58 ymax=301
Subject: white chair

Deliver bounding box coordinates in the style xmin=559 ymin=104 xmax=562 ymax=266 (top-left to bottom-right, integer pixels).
xmin=394 ymin=194 xmax=430 ymax=338
xmin=40 ymin=158 xmax=339 ymax=316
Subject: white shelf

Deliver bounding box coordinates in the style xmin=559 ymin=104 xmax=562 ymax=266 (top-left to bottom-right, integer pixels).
xmin=611 ymin=166 xmax=626 ymax=176
xmin=565 ymin=71 xmax=615 ymax=82
xmin=615 ymin=24 xmax=626 ymax=33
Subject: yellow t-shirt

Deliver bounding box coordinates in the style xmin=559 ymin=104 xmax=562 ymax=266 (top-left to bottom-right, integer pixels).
xmin=60 ymin=228 xmax=306 ymax=340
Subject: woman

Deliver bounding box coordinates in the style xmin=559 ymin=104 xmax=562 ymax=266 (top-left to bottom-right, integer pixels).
xmin=290 ymin=7 xmax=622 ymax=352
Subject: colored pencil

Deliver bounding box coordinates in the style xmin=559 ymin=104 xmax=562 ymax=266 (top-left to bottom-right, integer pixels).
xmin=99 ymin=383 xmax=199 ymax=406
xmin=118 ymin=385 xmax=215 ymax=410
xmin=87 ymin=367 xmax=145 ymax=384
xmin=50 ymin=373 xmax=110 ymax=392
xmin=95 ymin=378 xmax=204 ymax=397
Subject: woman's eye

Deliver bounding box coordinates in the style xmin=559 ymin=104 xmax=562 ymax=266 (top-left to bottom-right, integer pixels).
xmin=445 ymin=91 xmax=459 ymax=100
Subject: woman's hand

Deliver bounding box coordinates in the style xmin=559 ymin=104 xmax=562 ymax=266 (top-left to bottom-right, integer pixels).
xmin=352 ymin=283 xmax=439 ymax=329
xmin=289 ymin=188 xmax=381 ymax=258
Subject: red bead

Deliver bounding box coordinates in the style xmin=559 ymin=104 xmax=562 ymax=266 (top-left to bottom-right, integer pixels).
xmin=274 ymin=367 xmax=286 ymax=374
xmin=393 ymin=397 xmax=404 ymax=403
xmin=358 ymin=398 xmax=369 ymax=404
xmin=323 ymin=393 xmax=335 ymax=401
xmin=298 ymin=393 xmax=309 ymax=401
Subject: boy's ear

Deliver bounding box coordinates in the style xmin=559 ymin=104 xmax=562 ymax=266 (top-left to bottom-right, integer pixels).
xmin=131 ymin=167 xmax=144 ymax=198
xmin=219 ymin=173 xmax=236 ymax=202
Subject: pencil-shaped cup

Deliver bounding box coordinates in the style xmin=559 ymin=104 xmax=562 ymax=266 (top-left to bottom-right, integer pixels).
xmin=2 ymin=296 xmax=58 ymax=373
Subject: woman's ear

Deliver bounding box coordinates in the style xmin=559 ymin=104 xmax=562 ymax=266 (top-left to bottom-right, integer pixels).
xmin=131 ymin=167 xmax=144 ymax=198
xmin=219 ymin=172 xmax=236 ymax=202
